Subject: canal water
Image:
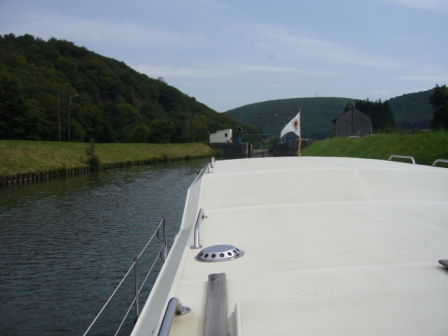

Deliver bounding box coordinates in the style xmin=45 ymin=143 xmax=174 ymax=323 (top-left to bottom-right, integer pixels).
xmin=0 ymin=158 xmax=211 ymax=336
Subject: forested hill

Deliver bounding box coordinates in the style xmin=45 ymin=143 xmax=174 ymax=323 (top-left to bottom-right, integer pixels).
xmin=225 ymin=91 xmax=434 ymax=140
xmin=387 ymin=89 xmax=434 ymax=129
xmin=0 ymin=33 xmax=259 ymax=143
xmin=225 ymin=97 xmax=353 ymax=140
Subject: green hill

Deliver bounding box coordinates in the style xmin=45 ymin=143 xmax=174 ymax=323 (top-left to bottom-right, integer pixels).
xmin=0 ymin=33 xmax=260 ymax=143
xmin=224 ymin=91 xmax=436 ymax=140
xmin=387 ymin=89 xmax=434 ymax=129
xmin=225 ymin=97 xmax=351 ymax=140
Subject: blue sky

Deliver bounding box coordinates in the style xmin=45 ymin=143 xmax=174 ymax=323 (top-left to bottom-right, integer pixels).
xmin=1 ymin=0 xmax=447 ymax=112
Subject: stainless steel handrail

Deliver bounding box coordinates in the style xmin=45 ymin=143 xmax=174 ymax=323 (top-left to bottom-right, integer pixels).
xmin=158 ymin=297 xmax=191 ymax=336
xmin=191 ymin=208 xmax=205 ymax=249
xmin=83 ymin=218 xmax=169 ymax=336
xmin=388 ymin=155 xmax=416 ymax=164
xmin=432 ymin=159 xmax=448 ymax=167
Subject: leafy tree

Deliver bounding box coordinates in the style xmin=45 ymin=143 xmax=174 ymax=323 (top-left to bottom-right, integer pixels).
xmin=344 ymin=99 xmax=396 ymax=132
xmin=101 ymin=103 xmax=123 ymax=142
xmin=0 ymin=69 xmax=27 ymax=139
xmin=429 ymin=84 xmax=448 ymax=130
xmin=22 ymin=98 xmax=54 ymax=140
xmin=130 ymin=124 xmax=151 ymax=143
xmin=55 ymin=57 xmax=77 ymax=74
xmin=70 ymin=119 xmax=86 ymax=142
xmin=149 ymin=118 xmax=175 ymax=143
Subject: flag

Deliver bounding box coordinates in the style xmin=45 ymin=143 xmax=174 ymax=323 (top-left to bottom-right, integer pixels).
xmin=280 ymin=110 xmax=301 ymax=138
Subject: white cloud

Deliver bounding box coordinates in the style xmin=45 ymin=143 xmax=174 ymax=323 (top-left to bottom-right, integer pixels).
xmin=373 ymin=90 xmax=389 ymax=96
xmin=228 ymin=23 xmax=403 ymax=70
xmin=1 ymin=7 xmax=201 ymax=49
xmin=133 ymin=62 xmax=346 ymax=82
xmin=393 ymin=75 xmax=448 ymax=82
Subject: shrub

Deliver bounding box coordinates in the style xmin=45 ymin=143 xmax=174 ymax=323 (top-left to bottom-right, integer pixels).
xmin=85 ymin=139 xmax=101 ymax=170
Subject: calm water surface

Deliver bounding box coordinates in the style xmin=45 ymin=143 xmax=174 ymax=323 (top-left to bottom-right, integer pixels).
xmin=0 ymin=159 xmax=210 ymax=336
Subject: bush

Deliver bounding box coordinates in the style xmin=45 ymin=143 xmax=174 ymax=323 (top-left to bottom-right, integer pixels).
xmin=85 ymin=139 xmax=101 ymax=170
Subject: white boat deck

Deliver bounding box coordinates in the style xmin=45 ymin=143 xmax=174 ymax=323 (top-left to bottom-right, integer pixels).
xmin=132 ymin=157 xmax=448 ymax=335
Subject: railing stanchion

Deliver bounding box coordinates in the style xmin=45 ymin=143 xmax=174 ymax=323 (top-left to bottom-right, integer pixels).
xmin=162 ymin=217 xmax=168 ymax=263
xmin=191 ymin=208 xmax=205 ymax=249
xmin=134 ymin=257 xmax=139 ymax=320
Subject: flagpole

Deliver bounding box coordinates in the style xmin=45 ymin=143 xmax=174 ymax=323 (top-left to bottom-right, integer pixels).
xmin=297 ymin=109 xmax=301 ymax=156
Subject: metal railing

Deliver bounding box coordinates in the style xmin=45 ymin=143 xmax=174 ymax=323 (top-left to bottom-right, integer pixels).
xmin=207 ymin=156 xmax=215 ymax=173
xmin=158 ymin=297 xmax=191 ymax=336
xmin=83 ymin=218 xmax=169 ymax=336
xmin=388 ymin=155 xmax=416 ymax=164
xmin=432 ymin=159 xmax=448 ymax=167
xmin=192 ymin=157 xmax=215 ymax=186
xmin=191 ymin=208 xmax=206 ymax=249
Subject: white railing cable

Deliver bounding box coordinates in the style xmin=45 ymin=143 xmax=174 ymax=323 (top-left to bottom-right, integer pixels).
xmin=114 ymin=296 xmax=137 ymax=336
xmin=137 ymin=219 xmax=165 ymax=260
xmin=83 ymin=218 xmax=167 ymax=335
xmin=140 ymin=244 xmax=166 ymax=294
xmin=114 ymin=243 xmax=166 ymax=336
xmin=83 ymin=261 xmax=136 ymax=336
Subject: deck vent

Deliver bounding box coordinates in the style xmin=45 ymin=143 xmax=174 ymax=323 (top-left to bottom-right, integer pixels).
xmin=196 ymin=244 xmax=244 ymax=262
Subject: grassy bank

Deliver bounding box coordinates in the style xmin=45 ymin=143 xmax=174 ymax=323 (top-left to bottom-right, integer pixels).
xmin=302 ymin=131 xmax=448 ymax=166
xmin=0 ymin=141 xmax=215 ymax=177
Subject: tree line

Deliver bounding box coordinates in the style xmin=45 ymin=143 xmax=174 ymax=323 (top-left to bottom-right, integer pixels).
xmin=344 ymin=87 xmax=448 ymax=133
xmin=0 ymin=33 xmax=260 ymax=143
xmin=343 ymin=99 xmax=396 ymax=132
xmin=429 ymin=84 xmax=448 ymax=130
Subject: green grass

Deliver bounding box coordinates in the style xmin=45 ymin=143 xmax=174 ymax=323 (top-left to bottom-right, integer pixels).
xmin=0 ymin=141 xmax=215 ymax=177
xmin=302 ymin=131 xmax=448 ymax=166
xmin=2 ymin=132 xmax=447 ymax=178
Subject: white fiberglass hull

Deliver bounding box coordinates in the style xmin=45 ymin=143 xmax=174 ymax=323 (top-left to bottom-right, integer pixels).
xmin=132 ymin=157 xmax=448 ymax=335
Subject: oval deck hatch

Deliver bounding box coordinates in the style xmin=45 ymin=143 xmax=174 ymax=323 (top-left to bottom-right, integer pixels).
xmin=195 ymin=244 xmax=244 ymax=262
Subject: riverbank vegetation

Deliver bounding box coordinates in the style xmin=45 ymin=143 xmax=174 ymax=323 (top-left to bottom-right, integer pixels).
xmin=0 ymin=140 xmax=214 ymax=177
xmin=302 ymin=131 xmax=448 ymax=166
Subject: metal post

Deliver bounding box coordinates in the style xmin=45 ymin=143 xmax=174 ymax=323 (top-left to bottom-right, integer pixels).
xmin=191 ymin=208 xmax=205 ymax=249
xmin=67 ymin=82 xmax=71 ymax=142
xmin=57 ymin=92 xmax=61 ymax=141
xmin=162 ymin=217 xmax=168 ymax=263
xmin=134 ymin=257 xmax=139 ymax=319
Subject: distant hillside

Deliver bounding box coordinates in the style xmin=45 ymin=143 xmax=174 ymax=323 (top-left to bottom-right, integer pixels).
xmin=0 ymin=33 xmax=259 ymax=143
xmin=387 ymin=89 xmax=434 ymax=129
xmin=224 ymin=91 xmax=435 ymax=139
xmin=225 ymin=97 xmax=353 ymax=140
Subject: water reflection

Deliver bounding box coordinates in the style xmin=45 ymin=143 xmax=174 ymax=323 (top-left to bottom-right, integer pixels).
xmin=0 ymin=159 xmax=209 ymax=335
